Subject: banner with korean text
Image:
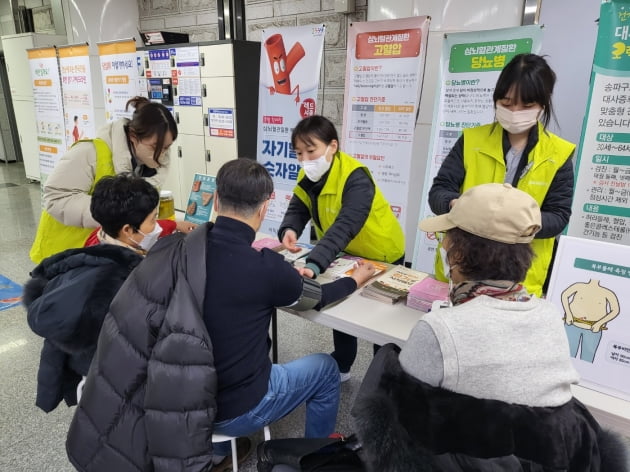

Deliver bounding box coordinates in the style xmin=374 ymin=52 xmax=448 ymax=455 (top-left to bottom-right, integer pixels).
xmin=28 ymin=47 xmax=65 ymax=182
xmin=548 ymin=235 xmax=630 ymax=401
xmin=341 ymin=17 xmax=430 ymax=235
xmin=256 ymin=24 xmax=326 ymax=239
xmin=97 ymin=39 xmax=139 ymax=121
xmin=412 ymin=25 xmax=542 ymax=273
xmin=58 ymin=44 xmax=96 ymax=150
xmin=567 ymin=0 xmax=630 ymax=246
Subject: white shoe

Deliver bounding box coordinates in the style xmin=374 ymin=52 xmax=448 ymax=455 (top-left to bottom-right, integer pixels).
xmin=339 ymin=371 xmax=352 ymax=383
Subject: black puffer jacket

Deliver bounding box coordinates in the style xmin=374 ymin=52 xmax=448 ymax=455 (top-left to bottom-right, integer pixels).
xmin=352 ymin=345 xmax=628 ymax=472
xmin=23 ymin=244 xmax=143 ymax=412
xmin=66 ymin=224 xmax=218 ymax=472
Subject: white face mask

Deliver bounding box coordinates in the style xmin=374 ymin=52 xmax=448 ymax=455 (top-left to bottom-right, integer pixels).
xmin=132 ymin=222 xmax=162 ymax=251
xmin=301 ymin=146 xmax=331 ymax=182
xmin=495 ymin=103 xmax=542 ymax=134
xmin=439 ymin=247 xmax=451 ymax=279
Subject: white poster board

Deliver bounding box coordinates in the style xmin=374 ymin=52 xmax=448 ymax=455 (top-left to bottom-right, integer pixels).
xmin=28 ymin=47 xmax=65 ymax=181
xmin=58 ymin=44 xmax=97 ymax=149
xmin=98 ymin=39 xmax=139 ymax=121
xmin=341 ymin=17 xmax=430 ymax=229
xmin=547 ymin=235 xmax=630 ymax=401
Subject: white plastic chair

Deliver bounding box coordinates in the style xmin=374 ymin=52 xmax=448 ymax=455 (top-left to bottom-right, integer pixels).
xmin=212 ymin=425 xmax=271 ymax=472
xmin=76 ymin=376 xmax=87 ymax=403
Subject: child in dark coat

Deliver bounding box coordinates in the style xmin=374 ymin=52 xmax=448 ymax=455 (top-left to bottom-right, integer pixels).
xmin=24 ymin=174 xmax=161 ymax=412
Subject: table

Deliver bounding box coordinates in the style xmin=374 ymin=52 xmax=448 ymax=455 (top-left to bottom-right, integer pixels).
xmin=289 ymin=287 xmax=424 ymax=347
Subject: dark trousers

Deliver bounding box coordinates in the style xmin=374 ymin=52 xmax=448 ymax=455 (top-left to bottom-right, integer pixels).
xmin=331 ymin=330 xmax=381 ymax=373
xmin=330 ymin=255 xmax=404 ymax=373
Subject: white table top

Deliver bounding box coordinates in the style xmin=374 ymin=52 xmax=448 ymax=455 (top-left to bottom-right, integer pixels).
xmin=293 ymin=287 xmax=424 ymax=347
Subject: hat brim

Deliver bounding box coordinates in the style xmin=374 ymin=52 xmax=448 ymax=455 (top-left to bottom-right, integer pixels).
xmin=418 ymin=214 xmax=457 ymax=233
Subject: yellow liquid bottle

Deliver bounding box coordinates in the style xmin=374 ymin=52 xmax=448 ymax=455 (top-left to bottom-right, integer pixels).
xmin=158 ymin=190 xmax=176 ymax=220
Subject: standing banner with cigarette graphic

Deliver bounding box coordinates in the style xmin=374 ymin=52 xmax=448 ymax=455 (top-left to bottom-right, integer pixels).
xmin=256 ymin=24 xmax=326 ymax=239
xmin=28 ymin=47 xmax=65 ymax=183
xmin=97 ymin=39 xmax=139 ymax=122
xmin=342 ymin=16 xmax=430 ymax=233
xmin=413 ymin=25 xmax=542 ymax=273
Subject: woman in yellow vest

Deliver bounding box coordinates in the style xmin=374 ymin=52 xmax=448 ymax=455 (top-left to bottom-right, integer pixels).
xmin=429 ymin=54 xmax=575 ymax=297
xmin=279 ymin=115 xmax=405 ymax=380
xmin=30 ymin=97 xmax=179 ymax=263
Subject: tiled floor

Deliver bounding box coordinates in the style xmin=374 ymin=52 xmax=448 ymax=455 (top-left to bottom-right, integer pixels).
xmin=1 ymin=161 xmax=628 ymax=471
xmin=0 ymin=161 xmax=374 ymax=471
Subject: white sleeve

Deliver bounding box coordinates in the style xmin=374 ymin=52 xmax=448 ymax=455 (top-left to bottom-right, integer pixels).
xmin=44 ymin=142 xmax=99 ymax=228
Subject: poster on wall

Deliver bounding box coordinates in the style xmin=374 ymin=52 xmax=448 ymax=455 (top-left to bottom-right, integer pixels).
xmin=341 ymin=16 xmax=430 ymax=231
xmin=98 ymin=39 xmax=139 ymax=121
xmin=547 ymin=236 xmax=630 ymax=401
xmin=567 ymin=0 xmax=630 ymax=246
xmin=256 ymin=24 xmax=326 ymax=239
xmin=58 ymin=44 xmax=96 ymax=150
xmin=28 ymin=47 xmax=66 ymax=182
xmin=172 ymin=46 xmax=202 ymax=106
xmin=412 ymin=25 xmax=543 ymax=273
xmin=137 ymin=49 xmax=149 ymax=99
xmin=184 ymin=173 xmax=216 ymax=225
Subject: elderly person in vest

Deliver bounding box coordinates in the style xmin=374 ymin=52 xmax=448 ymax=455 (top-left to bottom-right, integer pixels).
xmin=30 ymin=96 xmax=181 ymax=264
xmin=429 ymin=53 xmax=575 ymax=296
xmin=278 ymin=115 xmax=405 ymax=381
xmin=351 ymin=183 xmax=628 ymax=471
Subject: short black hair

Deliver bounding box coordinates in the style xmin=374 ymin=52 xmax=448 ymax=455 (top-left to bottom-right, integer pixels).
xmin=493 ymin=54 xmax=556 ymax=129
xmin=216 ymin=159 xmax=273 ymax=217
xmin=90 ymin=174 xmax=159 ymax=238
xmin=291 ymin=115 xmax=339 ymax=148
xmin=125 ymin=96 xmax=178 ymax=165
xmin=446 ymin=227 xmax=534 ymax=283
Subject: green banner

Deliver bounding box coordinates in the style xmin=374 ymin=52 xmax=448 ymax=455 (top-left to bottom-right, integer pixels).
xmin=449 ymin=38 xmax=533 ymax=73
xmin=574 ymin=257 xmax=630 ymax=278
xmin=594 ymin=0 xmax=630 ymax=71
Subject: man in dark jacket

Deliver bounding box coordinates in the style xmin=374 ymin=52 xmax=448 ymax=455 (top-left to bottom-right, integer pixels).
xmin=24 ymin=174 xmax=159 ymax=412
xmin=66 ymin=159 xmax=375 ymax=472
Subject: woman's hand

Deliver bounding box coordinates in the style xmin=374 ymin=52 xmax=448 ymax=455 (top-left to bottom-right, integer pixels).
xmin=282 ymin=229 xmax=301 ymax=253
xmin=350 ymin=261 xmax=376 ymax=287
xmin=175 ymin=220 xmax=198 ymax=234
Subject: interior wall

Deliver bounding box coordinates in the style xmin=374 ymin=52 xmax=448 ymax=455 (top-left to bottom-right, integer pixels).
xmin=137 ymin=0 xmax=368 ymax=129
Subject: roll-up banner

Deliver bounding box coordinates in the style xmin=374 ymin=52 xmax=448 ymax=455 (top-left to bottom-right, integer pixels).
xmin=97 ymin=39 xmax=139 ymax=121
xmin=256 ymin=24 xmax=326 ymax=239
xmin=413 ymin=25 xmax=543 ymax=273
xmin=341 ymin=16 xmax=430 ymax=232
xmin=567 ymin=0 xmax=630 ymax=246
xmin=28 ymin=47 xmax=65 ymax=183
xmin=58 ymin=44 xmax=96 ymax=150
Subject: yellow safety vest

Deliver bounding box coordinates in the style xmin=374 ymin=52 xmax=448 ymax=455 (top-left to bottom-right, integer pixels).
xmin=29 ymin=139 xmax=116 ymax=263
xmin=434 ymin=123 xmax=575 ymax=296
xmin=294 ymin=151 xmax=405 ymax=263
